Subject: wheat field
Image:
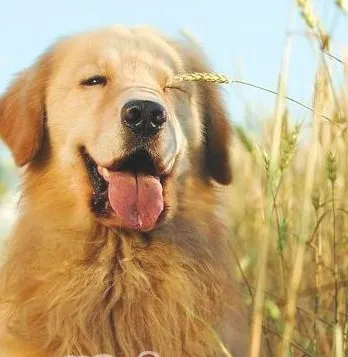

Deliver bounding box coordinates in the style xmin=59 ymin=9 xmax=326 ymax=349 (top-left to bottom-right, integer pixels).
xmin=226 ymin=1 xmax=348 ymax=356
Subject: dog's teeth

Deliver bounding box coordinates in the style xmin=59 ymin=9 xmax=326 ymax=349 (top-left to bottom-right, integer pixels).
xmin=102 ymin=168 xmax=110 ymax=181
xmin=97 ymin=166 xmax=110 ymax=181
xmin=167 ymin=157 xmax=175 ymax=171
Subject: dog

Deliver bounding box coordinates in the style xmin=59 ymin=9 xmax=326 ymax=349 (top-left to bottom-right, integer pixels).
xmin=0 ymin=26 xmax=249 ymax=357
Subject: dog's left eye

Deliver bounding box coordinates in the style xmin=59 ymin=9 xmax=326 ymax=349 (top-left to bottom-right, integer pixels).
xmin=80 ymin=75 xmax=108 ymax=87
xmin=163 ymin=85 xmax=188 ymax=95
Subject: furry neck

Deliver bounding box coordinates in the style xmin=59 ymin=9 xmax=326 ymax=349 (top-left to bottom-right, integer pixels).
xmin=1 ymin=200 xmax=235 ymax=357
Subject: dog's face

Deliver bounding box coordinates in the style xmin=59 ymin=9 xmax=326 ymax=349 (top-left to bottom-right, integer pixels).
xmin=0 ymin=27 xmax=232 ymax=232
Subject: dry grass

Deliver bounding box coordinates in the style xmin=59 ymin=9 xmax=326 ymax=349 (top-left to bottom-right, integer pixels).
xmin=172 ymin=2 xmax=348 ymax=356
xmin=229 ymin=63 xmax=348 ymax=356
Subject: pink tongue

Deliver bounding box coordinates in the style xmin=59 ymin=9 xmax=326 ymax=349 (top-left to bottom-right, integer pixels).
xmin=107 ymin=171 xmax=164 ymax=230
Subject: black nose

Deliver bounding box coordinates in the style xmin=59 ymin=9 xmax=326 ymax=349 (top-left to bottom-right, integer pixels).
xmin=121 ymin=100 xmax=167 ymax=137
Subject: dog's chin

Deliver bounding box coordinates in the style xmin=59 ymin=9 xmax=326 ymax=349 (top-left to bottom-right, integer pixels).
xmin=81 ymin=148 xmax=174 ymax=232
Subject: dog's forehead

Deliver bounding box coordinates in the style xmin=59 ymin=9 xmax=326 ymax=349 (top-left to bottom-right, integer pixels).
xmin=56 ymin=27 xmax=184 ymax=73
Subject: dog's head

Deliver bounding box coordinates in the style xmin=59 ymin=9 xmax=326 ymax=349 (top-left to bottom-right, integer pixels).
xmin=0 ymin=27 xmax=232 ymax=232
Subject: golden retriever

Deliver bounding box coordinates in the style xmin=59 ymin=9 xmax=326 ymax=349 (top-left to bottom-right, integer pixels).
xmin=0 ymin=26 xmax=249 ymax=357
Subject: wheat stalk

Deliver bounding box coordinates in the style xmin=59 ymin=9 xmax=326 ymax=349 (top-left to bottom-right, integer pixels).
xmin=336 ymin=0 xmax=348 ymax=12
xmin=296 ymin=0 xmax=318 ymax=29
xmin=170 ymin=72 xmax=338 ymax=126
xmin=172 ymin=72 xmax=230 ymax=84
xmin=296 ymin=0 xmax=330 ymax=50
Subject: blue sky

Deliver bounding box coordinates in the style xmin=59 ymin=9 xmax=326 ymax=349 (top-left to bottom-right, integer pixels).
xmin=0 ymin=0 xmax=347 ymax=129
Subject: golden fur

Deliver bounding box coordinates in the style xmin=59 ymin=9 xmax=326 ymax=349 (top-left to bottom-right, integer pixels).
xmin=0 ymin=27 xmax=248 ymax=357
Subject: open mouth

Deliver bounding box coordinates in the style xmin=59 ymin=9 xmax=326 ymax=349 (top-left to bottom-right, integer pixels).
xmin=82 ymin=149 xmax=169 ymax=231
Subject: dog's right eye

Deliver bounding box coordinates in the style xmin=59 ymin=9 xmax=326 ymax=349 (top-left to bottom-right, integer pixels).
xmin=80 ymin=75 xmax=108 ymax=87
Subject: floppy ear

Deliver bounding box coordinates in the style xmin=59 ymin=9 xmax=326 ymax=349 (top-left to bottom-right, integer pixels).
xmin=0 ymin=53 xmax=51 ymax=166
xmin=183 ymin=47 xmax=233 ymax=185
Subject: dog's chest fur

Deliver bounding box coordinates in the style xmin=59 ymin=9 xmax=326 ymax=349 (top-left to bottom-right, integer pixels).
xmin=1 ymin=215 xmax=242 ymax=357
